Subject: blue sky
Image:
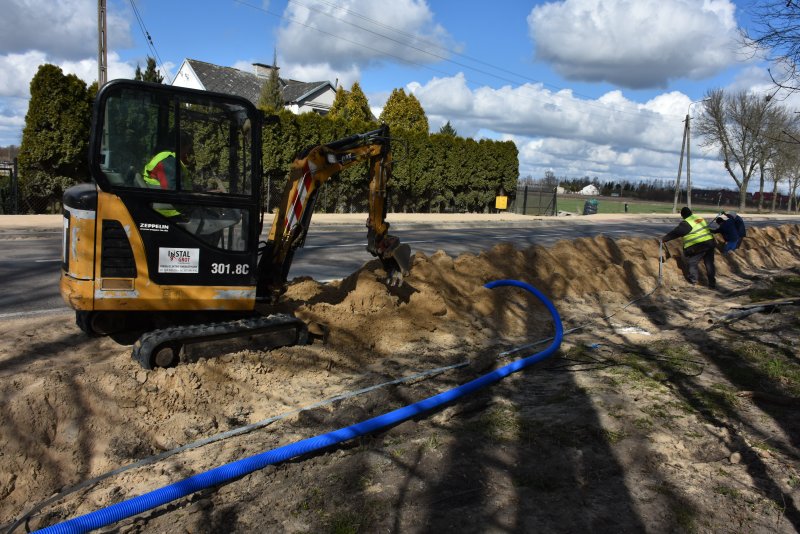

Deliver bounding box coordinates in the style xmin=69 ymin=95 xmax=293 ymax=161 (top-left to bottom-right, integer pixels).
xmin=0 ymin=0 xmax=794 ymax=191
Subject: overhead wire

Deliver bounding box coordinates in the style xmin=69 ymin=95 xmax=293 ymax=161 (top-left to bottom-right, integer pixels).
xmin=289 ymin=0 xmax=617 ymax=100
xmin=128 ymin=0 xmax=172 ymax=83
xmin=231 ymin=0 xmax=683 ymax=127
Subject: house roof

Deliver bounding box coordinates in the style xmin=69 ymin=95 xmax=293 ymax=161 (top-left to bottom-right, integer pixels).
xmin=185 ymin=59 xmax=332 ymax=108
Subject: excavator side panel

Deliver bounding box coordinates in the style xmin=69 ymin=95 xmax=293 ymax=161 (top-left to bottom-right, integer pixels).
xmin=61 ymin=189 xmax=258 ymax=312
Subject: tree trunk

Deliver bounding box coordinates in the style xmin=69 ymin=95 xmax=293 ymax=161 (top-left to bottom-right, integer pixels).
xmin=771 ymin=179 xmax=778 ymax=212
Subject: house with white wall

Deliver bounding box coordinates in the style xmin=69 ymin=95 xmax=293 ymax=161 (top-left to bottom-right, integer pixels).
xmin=172 ymin=59 xmax=336 ymax=115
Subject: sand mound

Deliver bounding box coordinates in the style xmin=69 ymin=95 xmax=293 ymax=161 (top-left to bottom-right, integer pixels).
xmin=1 ymin=224 xmax=799 ymax=531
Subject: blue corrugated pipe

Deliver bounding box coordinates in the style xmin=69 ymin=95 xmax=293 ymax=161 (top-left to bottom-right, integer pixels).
xmin=37 ymin=279 xmax=563 ymax=533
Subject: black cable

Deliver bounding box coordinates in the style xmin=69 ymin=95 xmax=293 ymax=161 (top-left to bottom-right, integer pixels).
xmin=230 ymin=0 xmax=678 ymax=126
xmin=129 ymin=0 xmax=172 ymax=83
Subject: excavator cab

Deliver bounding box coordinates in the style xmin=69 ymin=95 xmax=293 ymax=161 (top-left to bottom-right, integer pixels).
xmin=61 ymin=80 xmax=263 ymax=336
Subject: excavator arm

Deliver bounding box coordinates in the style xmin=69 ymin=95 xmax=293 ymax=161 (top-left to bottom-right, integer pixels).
xmin=256 ymin=125 xmax=411 ymax=302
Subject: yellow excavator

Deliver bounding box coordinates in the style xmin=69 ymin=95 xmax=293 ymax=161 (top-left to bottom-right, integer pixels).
xmin=60 ymin=80 xmax=411 ymax=369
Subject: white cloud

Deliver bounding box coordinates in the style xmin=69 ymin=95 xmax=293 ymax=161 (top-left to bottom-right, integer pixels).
xmin=0 ymin=52 xmax=49 ymax=98
xmin=413 ymin=73 xmax=687 ymax=149
xmin=528 ymin=0 xmax=740 ymax=89
xmin=405 ymin=72 xmax=743 ymax=188
xmin=277 ymin=0 xmax=453 ymax=72
xmin=0 ymin=97 xmax=27 ymax=146
xmin=0 ymin=52 xmax=140 ymax=146
xmin=0 ymin=0 xmax=132 ymax=60
xmin=282 ymin=63 xmax=360 ymax=88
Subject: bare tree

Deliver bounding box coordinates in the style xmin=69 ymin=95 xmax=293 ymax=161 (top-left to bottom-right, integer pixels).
xmin=695 ymin=89 xmax=775 ymax=210
xmin=740 ymin=1 xmax=800 ymax=91
xmin=779 ymin=123 xmax=800 ymax=212
xmin=786 ymin=159 xmax=800 ymax=213
xmin=755 ymin=104 xmax=793 ymax=211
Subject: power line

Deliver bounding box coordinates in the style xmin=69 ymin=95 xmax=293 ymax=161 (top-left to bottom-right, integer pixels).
xmin=232 ymin=0 xmax=681 ymax=126
xmin=128 ymin=0 xmax=171 ymax=83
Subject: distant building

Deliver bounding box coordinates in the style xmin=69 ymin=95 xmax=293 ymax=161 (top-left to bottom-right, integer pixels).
xmin=172 ymin=59 xmax=336 ymax=115
xmin=579 ymin=184 xmax=600 ymax=196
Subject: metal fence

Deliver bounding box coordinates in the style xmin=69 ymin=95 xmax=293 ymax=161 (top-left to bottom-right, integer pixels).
xmin=0 ymin=159 xmax=18 ymax=215
xmin=511 ymin=185 xmax=557 ymax=216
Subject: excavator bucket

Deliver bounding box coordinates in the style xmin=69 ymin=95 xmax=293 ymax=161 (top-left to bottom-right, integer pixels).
xmin=381 ymin=243 xmax=411 ymax=287
xmin=391 ymin=243 xmax=412 ymax=275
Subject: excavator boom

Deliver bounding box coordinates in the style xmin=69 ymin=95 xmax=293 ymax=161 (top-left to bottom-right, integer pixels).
xmin=257 ymin=124 xmax=410 ymax=301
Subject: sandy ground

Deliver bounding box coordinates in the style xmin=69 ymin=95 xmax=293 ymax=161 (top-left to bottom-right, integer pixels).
xmin=1 ymin=223 xmax=800 ymax=533
xmin=1 ymin=211 xmax=797 ymax=230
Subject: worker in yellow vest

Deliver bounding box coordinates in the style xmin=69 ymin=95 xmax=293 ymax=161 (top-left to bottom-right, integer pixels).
xmin=661 ymin=206 xmax=717 ymax=289
xmin=142 ymin=132 xmax=194 ymax=217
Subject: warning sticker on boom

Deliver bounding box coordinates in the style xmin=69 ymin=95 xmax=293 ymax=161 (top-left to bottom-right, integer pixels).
xmin=158 ymin=248 xmax=199 ymax=273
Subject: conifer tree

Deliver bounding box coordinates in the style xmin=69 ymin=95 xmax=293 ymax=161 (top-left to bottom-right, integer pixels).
xmin=439 ymin=121 xmax=457 ymax=136
xmin=328 ymin=86 xmax=348 ymax=120
xmin=344 ymin=82 xmax=373 ymax=122
xmin=18 ymin=64 xmax=92 ymax=212
xmin=380 ymin=88 xmax=428 ymax=133
xmin=134 ymin=57 xmax=164 ymax=83
xmin=258 ymin=51 xmax=283 ymax=111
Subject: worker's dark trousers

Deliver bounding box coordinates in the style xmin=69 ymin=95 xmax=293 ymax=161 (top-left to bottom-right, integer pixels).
xmin=686 ymin=246 xmax=716 ymax=287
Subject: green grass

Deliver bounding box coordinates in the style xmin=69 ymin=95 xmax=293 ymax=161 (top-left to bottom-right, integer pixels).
xmin=328 ymin=511 xmax=363 ymax=534
xmin=556 ymin=195 xmax=725 ymax=215
xmin=731 ymin=340 xmax=800 ymax=396
xmin=695 ymin=383 xmax=740 ymax=416
xmin=748 ymin=275 xmax=800 ymax=302
xmin=713 ymin=484 xmax=741 ymax=499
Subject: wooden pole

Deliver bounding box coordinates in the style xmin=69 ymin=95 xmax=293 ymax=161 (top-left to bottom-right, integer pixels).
xmin=686 ymin=113 xmax=692 ymax=209
xmin=98 ymin=0 xmax=107 ymax=87
xmin=672 ymin=116 xmax=688 ymax=213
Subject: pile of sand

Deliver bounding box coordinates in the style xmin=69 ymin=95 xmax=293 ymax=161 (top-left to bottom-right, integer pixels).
xmin=1 ymin=224 xmax=799 ymax=531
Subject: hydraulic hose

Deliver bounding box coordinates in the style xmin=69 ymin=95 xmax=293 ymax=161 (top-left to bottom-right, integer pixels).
xmin=36 ymin=280 xmax=563 ymax=534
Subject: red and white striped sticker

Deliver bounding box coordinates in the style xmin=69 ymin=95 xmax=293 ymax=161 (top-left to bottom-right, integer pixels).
xmin=285 ymin=160 xmax=317 ymax=231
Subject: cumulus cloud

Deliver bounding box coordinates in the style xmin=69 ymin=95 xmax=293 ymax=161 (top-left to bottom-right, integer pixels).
xmin=528 ymin=0 xmax=740 ymax=89
xmin=0 ymin=52 xmax=137 ymax=146
xmin=403 ymin=72 xmax=737 ymax=186
xmin=233 ymin=57 xmax=359 ymax=89
xmin=277 ymin=0 xmax=453 ymax=71
xmin=411 ymin=73 xmax=687 ymax=149
xmin=0 ymin=52 xmax=49 ymax=98
xmin=0 ymin=0 xmax=132 ymax=60
xmin=282 ymin=63 xmax=360 ymax=88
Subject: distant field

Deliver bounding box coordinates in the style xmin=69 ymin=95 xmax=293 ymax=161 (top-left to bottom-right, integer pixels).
xmin=557 ymin=195 xmax=724 ymax=215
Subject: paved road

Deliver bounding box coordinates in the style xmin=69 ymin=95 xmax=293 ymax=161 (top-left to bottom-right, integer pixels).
xmin=1 ymin=217 xmax=798 ymax=317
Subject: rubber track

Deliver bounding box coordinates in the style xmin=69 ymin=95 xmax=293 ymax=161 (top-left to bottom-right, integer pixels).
xmin=132 ymin=314 xmax=307 ymax=369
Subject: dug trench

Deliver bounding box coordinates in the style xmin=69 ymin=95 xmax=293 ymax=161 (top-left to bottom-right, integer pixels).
xmin=1 ymin=224 xmax=799 ymax=533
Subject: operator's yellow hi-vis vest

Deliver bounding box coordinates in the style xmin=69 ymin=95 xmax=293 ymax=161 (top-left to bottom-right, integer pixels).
xmin=682 ymin=215 xmax=713 ymax=249
xmin=142 ymin=151 xmax=190 ymax=218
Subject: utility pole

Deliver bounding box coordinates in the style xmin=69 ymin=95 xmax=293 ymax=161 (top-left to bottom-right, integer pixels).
xmin=98 ymin=0 xmax=107 ymax=87
xmin=686 ymin=112 xmax=692 ymax=210
xmin=672 ymin=116 xmax=688 ymax=213
xmin=673 ymin=98 xmax=710 ymax=213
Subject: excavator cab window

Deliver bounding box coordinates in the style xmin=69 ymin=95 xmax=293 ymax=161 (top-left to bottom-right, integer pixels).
xmin=91 ymin=81 xmax=261 ymax=254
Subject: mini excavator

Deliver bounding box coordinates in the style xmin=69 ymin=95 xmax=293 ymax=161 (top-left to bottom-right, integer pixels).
xmin=60 ymin=80 xmax=411 ymax=369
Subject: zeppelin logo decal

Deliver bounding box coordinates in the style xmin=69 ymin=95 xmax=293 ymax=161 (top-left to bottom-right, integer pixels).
xmin=140 ymin=222 xmax=169 ymax=232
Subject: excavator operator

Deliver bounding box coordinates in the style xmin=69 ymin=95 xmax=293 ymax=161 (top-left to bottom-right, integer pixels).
xmin=143 ymin=131 xmax=194 ymax=218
